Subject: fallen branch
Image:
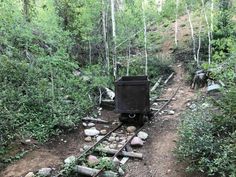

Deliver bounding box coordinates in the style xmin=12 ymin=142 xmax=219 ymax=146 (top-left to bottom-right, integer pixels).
xmin=82 ymin=117 xmax=108 ymax=124
xmin=151 ymin=76 xmax=163 ymax=92
xmin=164 ymin=72 xmax=174 ymax=85
xmin=74 ymin=165 xmax=117 ymax=177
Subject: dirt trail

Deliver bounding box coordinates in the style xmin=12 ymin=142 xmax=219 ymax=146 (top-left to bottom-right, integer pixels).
xmin=126 ymin=64 xmax=204 ymax=177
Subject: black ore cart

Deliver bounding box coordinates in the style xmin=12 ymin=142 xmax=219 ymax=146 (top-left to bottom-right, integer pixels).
xmin=115 ymin=76 xmax=151 ymax=125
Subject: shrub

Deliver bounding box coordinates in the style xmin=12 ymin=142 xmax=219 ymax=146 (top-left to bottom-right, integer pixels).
xmin=176 ymin=88 xmax=236 ymax=176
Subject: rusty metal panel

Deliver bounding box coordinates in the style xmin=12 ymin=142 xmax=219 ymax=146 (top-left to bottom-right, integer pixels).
xmin=115 ymin=76 xmax=150 ymax=114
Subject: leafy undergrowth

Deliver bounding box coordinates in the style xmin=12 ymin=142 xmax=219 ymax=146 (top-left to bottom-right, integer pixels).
xmin=176 ymin=87 xmax=236 ymax=177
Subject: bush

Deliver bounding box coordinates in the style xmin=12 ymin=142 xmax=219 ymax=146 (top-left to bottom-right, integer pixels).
xmin=176 ymin=87 xmax=236 ymax=177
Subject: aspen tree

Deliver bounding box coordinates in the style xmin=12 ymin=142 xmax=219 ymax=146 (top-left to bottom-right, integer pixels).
xmin=127 ymin=41 xmax=131 ymax=76
xmin=201 ymin=0 xmax=211 ymax=64
xmin=111 ymin=0 xmax=117 ymax=78
xmin=186 ymin=3 xmax=197 ymax=62
xmin=175 ymin=0 xmax=179 ymax=46
xmin=197 ymin=9 xmax=203 ymax=66
xmin=102 ymin=0 xmax=110 ymax=73
xmin=142 ymin=0 xmax=148 ymax=75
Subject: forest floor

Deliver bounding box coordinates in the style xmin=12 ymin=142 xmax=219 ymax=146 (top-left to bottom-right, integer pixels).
xmin=0 ymin=15 xmax=205 ymax=177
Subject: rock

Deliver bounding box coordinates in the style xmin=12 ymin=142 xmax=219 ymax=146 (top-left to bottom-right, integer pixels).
xmin=108 ymin=136 xmax=116 ymax=142
xmin=64 ymin=155 xmax=76 ymax=164
xmin=38 ymin=168 xmax=52 ymax=176
xmin=113 ymin=157 xmax=120 ymax=166
xmin=80 ymin=148 xmax=84 ymax=152
xmin=84 ymin=128 xmax=99 ymax=136
xmin=153 ymin=102 xmax=158 ymax=106
xmin=118 ymin=167 xmax=125 ymax=175
xmin=126 ymin=126 xmax=136 ymax=133
xmin=84 ymin=136 xmax=92 ymax=142
xmin=88 ymin=123 xmax=95 ymax=127
xmin=83 ymin=145 xmax=90 ymax=150
xmin=109 ymin=144 xmax=117 ymax=149
xmin=120 ymin=140 xmax=126 ymax=144
xmin=131 ymin=137 xmax=144 ymax=146
xmin=111 ymin=133 xmax=117 ymax=137
xmin=118 ymin=144 xmax=123 ymax=148
xmin=100 ymin=129 xmax=107 ymax=135
xmin=82 ymin=122 xmax=87 ymax=127
xmin=25 ymin=172 xmax=35 ymax=177
xmin=207 ymin=84 xmax=221 ymax=93
xmin=115 ymin=137 xmax=120 ymax=141
xmin=96 ymin=136 xmax=104 ymax=142
xmin=168 ymin=110 xmax=175 ymax=115
xmin=137 ymin=131 xmax=148 ymax=140
xmin=87 ymin=155 xmax=99 ymax=166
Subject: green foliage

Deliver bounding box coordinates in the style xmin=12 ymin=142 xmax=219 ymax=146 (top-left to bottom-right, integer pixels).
xmin=212 ymin=0 xmax=236 ymax=63
xmin=176 ymin=87 xmax=236 ymax=176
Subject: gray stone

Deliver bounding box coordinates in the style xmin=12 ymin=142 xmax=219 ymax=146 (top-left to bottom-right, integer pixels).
xmin=131 ymin=137 xmax=144 ymax=146
xmin=108 ymin=136 xmax=116 ymax=142
xmin=82 ymin=122 xmax=87 ymax=127
xmin=113 ymin=157 xmax=120 ymax=167
xmin=117 ymin=144 xmax=123 ymax=148
xmin=126 ymin=126 xmax=136 ymax=133
xmin=64 ymin=155 xmax=76 ymax=164
xmin=87 ymin=155 xmax=99 ymax=166
xmin=168 ymin=110 xmax=175 ymax=115
xmin=137 ymin=131 xmax=148 ymax=140
xmin=115 ymin=137 xmax=120 ymax=141
xmin=207 ymin=84 xmax=221 ymax=93
xmin=88 ymin=123 xmax=95 ymax=127
xmin=109 ymin=144 xmax=117 ymax=149
xmin=100 ymin=129 xmax=107 ymax=135
xmin=25 ymin=172 xmax=35 ymax=177
xmin=84 ymin=128 xmax=99 ymax=136
xmin=96 ymin=136 xmax=104 ymax=142
xmin=111 ymin=133 xmax=117 ymax=137
xmin=118 ymin=167 xmax=125 ymax=175
xmin=84 ymin=136 xmax=92 ymax=142
xmin=38 ymin=168 xmax=52 ymax=176
xmin=83 ymin=145 xmax=90 ymax=150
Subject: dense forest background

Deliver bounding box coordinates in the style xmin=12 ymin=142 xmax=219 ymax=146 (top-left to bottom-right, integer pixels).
xmin=0 ymin=0 xmax=235 ymax=176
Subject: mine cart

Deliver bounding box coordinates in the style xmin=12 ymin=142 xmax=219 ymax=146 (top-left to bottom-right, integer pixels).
xmin=115 ymin=76 xmax=151 ymax=125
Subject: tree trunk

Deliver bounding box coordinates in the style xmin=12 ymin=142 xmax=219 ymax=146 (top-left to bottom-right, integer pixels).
xmin=111 ymin=0 xmax=117 ymax=79
xmin=186 ymin=4 xmax=197 ymax=62
xmin=126 ymin=41 xmax=131 ymax=76
xmin=175 ymin=0 xmax=179 ymax=46
xmin=201 ymin=0 xmax=211 ymax=64
xmin=102 ymin=0 xmax=110 ymax=74
xmin=142 ymin=1 xmax=148 ymax=75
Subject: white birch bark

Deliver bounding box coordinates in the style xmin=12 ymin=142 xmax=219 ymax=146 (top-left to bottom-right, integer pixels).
xmin=127 ymin=41 xmax=131 ymax=76
xmin=142 ymin=1 xmax=148 ymax=75
xmin=175 ymin=0 xmax=179 ymax=46
xmin=201 ymin=0 xmax=211 ymax=64
xmin=210 ymin=0 xmax=214 ymax=38
xmin=111 ymin=0 xmax=117 ymax=78
xmin=186 ymin=4 xmax=197 ymax=62
xmin=102 ymin=0 xmax=109 ymax=73
xmin=197 ymin=9 xmax=203 ymax=66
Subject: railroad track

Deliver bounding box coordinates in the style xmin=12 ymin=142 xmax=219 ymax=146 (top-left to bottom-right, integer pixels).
xmin=64 ymin=86 xmax=181 ymax=177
